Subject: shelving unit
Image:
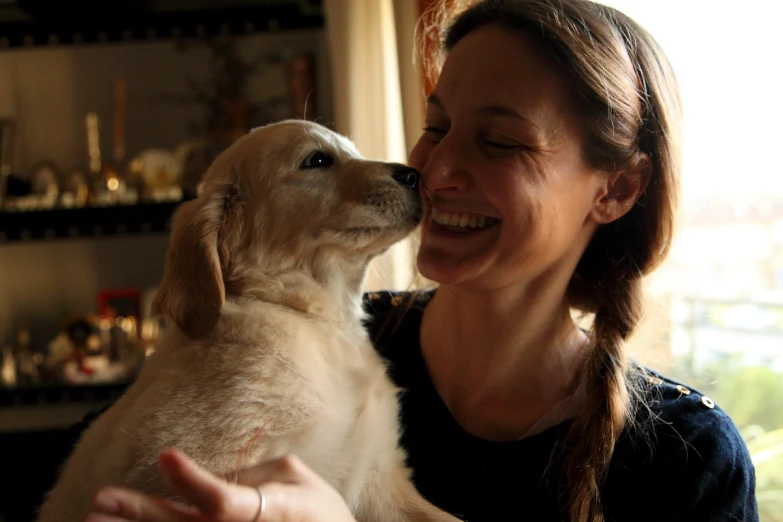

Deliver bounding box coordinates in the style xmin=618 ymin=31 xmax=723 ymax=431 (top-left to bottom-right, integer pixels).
xmin=0 ymin=0 xmax=324 ymax=48
xmin=0 ymin=7 xmax=333 ymax=522
xmin=0 ymin=0 xmax=327 ymax=402
xmin=0 ymin=5 xmax=329 ymax=521
xmin=0 ymin=0 xmax=324 ymax=244
xmin=0 ymin=381 xmax=129 ymax=408
xmin=0 ymin=200 xmax=187 ymax=243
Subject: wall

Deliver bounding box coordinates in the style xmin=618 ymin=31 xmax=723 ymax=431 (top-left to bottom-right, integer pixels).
xmin=0 ymin=28 xmax=332 ymax=347
xmin=0 ymin=236 xmax=170 ymax=346
xmin=0 ymin=28 xmax=332 ymax=174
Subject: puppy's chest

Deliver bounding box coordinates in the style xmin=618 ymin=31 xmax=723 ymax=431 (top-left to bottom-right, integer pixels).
xmin=291 ymin=322 xmax=393 ymax=404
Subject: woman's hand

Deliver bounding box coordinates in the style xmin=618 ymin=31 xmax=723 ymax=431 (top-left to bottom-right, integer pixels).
xmin=85 ymin=449 xmax=356 ymax=522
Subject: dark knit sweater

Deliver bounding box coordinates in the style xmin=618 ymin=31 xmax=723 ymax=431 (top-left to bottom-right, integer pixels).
xmin=363 ymin=290 xmax=758 ymax=522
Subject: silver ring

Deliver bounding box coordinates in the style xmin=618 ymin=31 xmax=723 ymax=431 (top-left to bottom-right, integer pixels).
xmin=254 ymin=488 xmax=266 ymax=522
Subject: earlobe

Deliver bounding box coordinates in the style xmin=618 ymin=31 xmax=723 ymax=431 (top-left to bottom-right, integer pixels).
xmin=591 ymin=152 xmax=652 ymax=224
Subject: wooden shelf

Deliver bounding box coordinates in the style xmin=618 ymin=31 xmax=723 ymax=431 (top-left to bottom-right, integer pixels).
xmin=0 ymin=200 xmax=185 ymax=244
xmin=0 ymin=381 xmax=129 ymax=408
xmin=0 ymin=382 xmax=130 ymax=433
xmin=0 ymin=0 xmax=323 ymax=49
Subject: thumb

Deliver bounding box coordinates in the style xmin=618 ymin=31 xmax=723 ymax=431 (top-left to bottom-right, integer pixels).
xmin=158 ymin=449 xmax=261 ymax=519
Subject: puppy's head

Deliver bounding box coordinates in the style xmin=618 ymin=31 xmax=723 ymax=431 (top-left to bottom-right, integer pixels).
xmin=152 ymin=120 xmax=421 ymax=339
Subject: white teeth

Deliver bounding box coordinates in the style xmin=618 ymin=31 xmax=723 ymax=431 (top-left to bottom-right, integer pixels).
xmin=431 ymin=209 xmax=495 ymax=230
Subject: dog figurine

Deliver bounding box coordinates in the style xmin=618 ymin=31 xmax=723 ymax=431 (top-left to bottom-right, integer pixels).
xmin=36 ymin=120 xmax=459 ymax=522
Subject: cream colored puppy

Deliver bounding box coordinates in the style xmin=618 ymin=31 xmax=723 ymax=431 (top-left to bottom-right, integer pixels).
xmin=36 ymin=120 xmax=458 ymax=522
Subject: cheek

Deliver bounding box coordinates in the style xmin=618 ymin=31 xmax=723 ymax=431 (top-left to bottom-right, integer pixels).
xmin=518 ymin=176 xmax=595 ymax=249
xmin=506 ymin=186 xmax=539 ymax=237
xmin=273 ymin=179 xmax=333 ymax=222
xmin=493 ymin=174 xmax=551 ymax=248
xmin=495 ymin=171 xmax=540 ymax=219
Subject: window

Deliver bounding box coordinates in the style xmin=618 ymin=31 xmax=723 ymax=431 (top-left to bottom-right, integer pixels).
xmin=602 ymin=1 xmax=783 ymax=519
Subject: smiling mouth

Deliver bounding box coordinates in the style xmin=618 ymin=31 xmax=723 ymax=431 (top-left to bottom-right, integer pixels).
xmin=431 ymin=208 xmax=500 ymax=231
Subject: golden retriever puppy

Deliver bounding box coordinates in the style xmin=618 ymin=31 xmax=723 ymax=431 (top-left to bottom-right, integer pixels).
xmin=36 ymin=120 xmax=459 ymax=522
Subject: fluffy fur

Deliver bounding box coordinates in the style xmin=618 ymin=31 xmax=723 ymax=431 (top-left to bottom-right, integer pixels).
xmin=36 ymin=120 xmax=459 ymax=522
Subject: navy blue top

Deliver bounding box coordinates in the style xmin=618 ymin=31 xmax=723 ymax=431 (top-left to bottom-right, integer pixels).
xmin=363 ymin=290 xmax=759 ymax=522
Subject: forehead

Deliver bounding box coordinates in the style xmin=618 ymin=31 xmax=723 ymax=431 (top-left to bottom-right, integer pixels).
xmin=435 ymin=25 xmax=573 ymax=130
xmin=250 ymin=121 xmax=361 ymax=158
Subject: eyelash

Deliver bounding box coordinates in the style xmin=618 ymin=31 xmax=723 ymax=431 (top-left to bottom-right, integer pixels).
xmin=484 ymin=140 xmax=517 ymax=150
xmin=422 ymin=125 xmax=445 ymax=136
xmin=423 ymin=126 xmax=520 ymax=152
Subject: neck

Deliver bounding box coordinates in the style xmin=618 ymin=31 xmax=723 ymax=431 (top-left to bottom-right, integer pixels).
xmin=421 ymin=280 xmax=588 ymax=440
xmin=225 ymin=253 xmax=369 ymax=325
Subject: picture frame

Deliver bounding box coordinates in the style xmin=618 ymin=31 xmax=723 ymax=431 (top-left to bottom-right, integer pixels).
xmin=97 ymin=288 xmax=141 ymax=321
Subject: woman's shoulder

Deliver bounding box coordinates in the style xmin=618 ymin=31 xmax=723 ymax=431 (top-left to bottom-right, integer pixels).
xmin=361 ymin=289 xmax=434 ymax=342
xmin=632 ymin=369 xmax=748 ymax=459
xmin=359 ymin=289 xmax=437 ymax=385
xmin=361 ymin=289 xmax=434 ymax=316
xmin=605 ymin=368 xmax=758 ymax=520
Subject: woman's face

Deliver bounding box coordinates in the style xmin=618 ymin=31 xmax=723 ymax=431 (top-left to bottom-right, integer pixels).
xmin=409 ymin=25 xmax=611 ymax=293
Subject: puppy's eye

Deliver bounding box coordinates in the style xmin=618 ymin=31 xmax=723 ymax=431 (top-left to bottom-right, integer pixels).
xmin=300 ymin=151 xmax=334 ymax=170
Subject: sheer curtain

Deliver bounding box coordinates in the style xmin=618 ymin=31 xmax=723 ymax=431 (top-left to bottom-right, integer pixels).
xmin=323 ymin=0 xmax=424 ymax=291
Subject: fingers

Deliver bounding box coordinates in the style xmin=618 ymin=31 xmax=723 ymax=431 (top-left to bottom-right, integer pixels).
xmin=157 ymin=449 xmax=264 ymax=519
xmin=88 ymin=451 xmax=317 ymax=522
xmin=158 ymin=450 xmax=312 ymax=521
xmin=231 ymin=453 xmax=312 ymax=487
xmin=90 ymin=484 xmax=266 ymax=522
xmin=249 ymin=484 xmax=300 ymax=522
xmin=89 ymin=487 xmax=197 ymax=522
xmin=85 ymin=515 xmax=134 ymax=522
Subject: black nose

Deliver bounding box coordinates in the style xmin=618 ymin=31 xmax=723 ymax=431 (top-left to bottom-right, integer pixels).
xmin=391 ymin=165 xmax=419 ymax=191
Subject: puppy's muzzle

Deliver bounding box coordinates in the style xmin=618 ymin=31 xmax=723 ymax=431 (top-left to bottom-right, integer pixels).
xmin=390 ymin=165 xmax=420 ymax=193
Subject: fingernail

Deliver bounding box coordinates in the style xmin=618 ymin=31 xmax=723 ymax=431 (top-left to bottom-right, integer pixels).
xmin=93 ymin=489 xmax=120 ymax=515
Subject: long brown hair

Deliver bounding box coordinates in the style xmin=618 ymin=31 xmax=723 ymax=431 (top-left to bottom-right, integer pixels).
xmin=417 ymin=1 xmax=683 ymax=520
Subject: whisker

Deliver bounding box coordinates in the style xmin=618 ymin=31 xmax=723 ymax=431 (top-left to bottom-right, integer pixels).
xmin=302 ymin=89 xmax=314 ymax=120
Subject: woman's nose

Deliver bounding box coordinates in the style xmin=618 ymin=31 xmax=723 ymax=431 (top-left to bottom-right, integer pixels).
xmin=414 ymin=137 xmax=471 ymax=194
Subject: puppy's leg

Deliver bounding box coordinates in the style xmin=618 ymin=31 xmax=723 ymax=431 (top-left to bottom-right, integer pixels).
xmin=355 ymin=465 xmax=463 ymax=522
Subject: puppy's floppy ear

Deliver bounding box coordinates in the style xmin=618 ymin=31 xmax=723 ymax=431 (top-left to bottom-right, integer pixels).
xmin=152 ymin=190 xmax=229 ymax=339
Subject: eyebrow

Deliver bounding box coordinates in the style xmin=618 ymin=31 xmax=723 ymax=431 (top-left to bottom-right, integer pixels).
xmin=426 ymin=92 xmax=541 ymax=130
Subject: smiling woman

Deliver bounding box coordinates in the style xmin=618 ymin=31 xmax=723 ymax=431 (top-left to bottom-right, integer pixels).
xmin=406 ymin=3 xmax=682 ymax=518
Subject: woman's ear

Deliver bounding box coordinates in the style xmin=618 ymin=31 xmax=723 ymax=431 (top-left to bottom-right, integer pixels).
xmin=591 ymin=152 xmax=652 ymax=225
xmin=152 ymin=195 xmax=227 ymax=340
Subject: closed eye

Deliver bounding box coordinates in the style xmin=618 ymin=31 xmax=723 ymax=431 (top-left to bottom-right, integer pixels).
xmin=300 ymin=150 xmax=334 ymax=169
xmin=480 ymin=131 xmax=524 ymax=154
xmin=422 ymin=125 xmax=447 ymax=142
xmin=485 ymin=141 xmax=519 ymax=151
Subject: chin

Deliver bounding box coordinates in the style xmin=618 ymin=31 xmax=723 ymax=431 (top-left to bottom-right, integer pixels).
xmin=416 ymin=245 xmax=480 ymax=287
